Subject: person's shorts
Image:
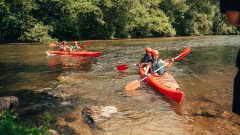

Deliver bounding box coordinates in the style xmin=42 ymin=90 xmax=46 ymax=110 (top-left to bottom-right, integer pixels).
xmin=220 ymin=0 xmax=240 ymax=13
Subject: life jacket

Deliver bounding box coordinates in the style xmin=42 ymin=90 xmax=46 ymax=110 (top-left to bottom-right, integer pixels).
xmin=141 ymin=54 xmax=153 ymax=63
xmin=72 ymin=45 xmax=78 ymax=52
xmin=150 ymin=59 xmax=164 ymax=75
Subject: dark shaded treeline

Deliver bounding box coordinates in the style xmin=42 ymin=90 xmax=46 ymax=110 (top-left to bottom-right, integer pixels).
xmin=0 ymin=0 xmax=239 ymax=43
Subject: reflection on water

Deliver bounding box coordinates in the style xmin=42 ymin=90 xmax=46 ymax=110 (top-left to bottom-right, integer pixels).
xmin=47 ymin=55 xmax=98 ymax=72
xmin=0 ymin=44 xmax=99 ymax=96
xmin=0 ymin=36 xmax=240 ymax=134
xmin=116 ymin=71 xmax=129 ymax=78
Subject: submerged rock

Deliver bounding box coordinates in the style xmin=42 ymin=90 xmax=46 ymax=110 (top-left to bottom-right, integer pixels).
xmin=60 ymin=101 xmax=72 ymax=106
xmin=36 ymin=87 xmax=72 ymax=101
xmin=48 ymin=129 xmax=60 ymax=135
xmin=36 ymin=87 xmax=53 ymax=93
xmin=188 ymin=102 xmax=238 ymax=119
xmin=82 ymin=106 xmax=118 ymax=128
xmin=17 ymin=103 xmax=52 ymax=116
xmin=221 ymin=111 xmax=232 ymax=119
xmin=189 ymin=102 xmax=221 ymax=117
xmin=100 ymin=106 xmax=118 ymax=118
xmin=186 ymin=101 xmax=240 ymax=134
xmin=0 ymin=96 xmax=18 ymax=111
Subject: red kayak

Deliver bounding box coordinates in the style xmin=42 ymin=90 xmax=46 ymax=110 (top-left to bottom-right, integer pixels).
xmin=139 ymin=66 xmax=183 ymax=103
xmin=47 ymin=50 xmax=102 ymax=57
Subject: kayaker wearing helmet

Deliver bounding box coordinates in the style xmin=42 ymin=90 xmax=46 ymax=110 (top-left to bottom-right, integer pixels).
xmin=145 ymin=50 xmax=174 ymax=76
xmin=59 ymin=41 xmax=70 ymax=52
xmin=141 ymin=47 xmax=153 ymax=63
xmin=140 ymin=47 xmax=153 ymax=70
xmin=71 ymin=41 xmax=80 ymax=52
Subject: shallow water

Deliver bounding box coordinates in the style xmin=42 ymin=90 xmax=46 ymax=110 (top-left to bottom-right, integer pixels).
xmin=0 ymin=35 xmax=240 ymax=134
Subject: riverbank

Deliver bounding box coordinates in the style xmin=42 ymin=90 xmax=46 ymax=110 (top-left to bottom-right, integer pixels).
xmin=0 ymin=35 xmax=238 ymax=43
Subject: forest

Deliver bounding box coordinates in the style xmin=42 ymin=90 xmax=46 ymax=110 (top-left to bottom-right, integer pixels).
xmin=0 ymin=0 xmax=239 ymax=42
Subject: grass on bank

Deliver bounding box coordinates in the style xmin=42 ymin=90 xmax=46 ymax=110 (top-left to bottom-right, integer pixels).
xmin=0 ymin=111 xmax=53 ymax=135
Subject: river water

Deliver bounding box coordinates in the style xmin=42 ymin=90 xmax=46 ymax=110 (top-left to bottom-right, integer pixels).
xmin=0 ymin=36 xmax=240 ymax=134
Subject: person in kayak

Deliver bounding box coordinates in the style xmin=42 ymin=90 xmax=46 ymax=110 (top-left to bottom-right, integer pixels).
xmin=139 ymin=47 xmax=153 ymax=70
xmin=145 ymin=50 xmax=174 ymax=76
xmin=59 ymin=41 xmax=70 ymax=52
xmin=71 ymin=41 xmax=81 ymax=52
xmin=141 ymin=47 xmax=153 ymax=63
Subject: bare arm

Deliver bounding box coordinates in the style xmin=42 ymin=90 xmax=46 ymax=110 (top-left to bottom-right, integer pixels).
xmin=160 ymin=58 xmax=174 ymax=67
xmin=144 ymin=63 xmax=151 ymax=76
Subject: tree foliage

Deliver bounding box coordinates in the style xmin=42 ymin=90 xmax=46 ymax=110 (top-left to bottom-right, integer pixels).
xmin=160 ymin=0 xmax=239 ymax=36
xmin=0 ymin=0 xmax=239 ymax=42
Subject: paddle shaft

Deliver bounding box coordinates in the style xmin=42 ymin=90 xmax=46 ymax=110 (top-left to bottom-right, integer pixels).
xmin=50 ymin=42 xmax=92 ymax=47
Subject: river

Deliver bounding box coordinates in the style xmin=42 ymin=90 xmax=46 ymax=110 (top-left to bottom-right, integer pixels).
xmin=0 ymin=36 xmax=240 ymax=134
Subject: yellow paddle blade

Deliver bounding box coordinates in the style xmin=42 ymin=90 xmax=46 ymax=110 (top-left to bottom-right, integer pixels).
xmin=125 ymin=80 xmax=140 ymax=91
xmin=49 ymin=43 xmax=56 ymax=47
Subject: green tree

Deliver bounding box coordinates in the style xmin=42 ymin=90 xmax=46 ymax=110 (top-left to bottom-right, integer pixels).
xmin=0 ymin=0 xmax=54 ymax=42
xmin=128 ymin=0 xmax=176 ymax=37
xmin=0 ymin=0 xmax=239 ymax=42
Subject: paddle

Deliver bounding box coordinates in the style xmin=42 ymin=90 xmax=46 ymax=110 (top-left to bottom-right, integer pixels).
xmin=175 ymin=47 xmax=191 ymax=61
xmin=116 ymin=63 xmax=148 ymax=71
xmin=117 ymin=48 xmax=190 ymax=71
xmin=49 ymin=41 xmax=93 ymax=48
xmin=49 ymin=43 xmax=57 ymax=47
xmin=125 ymin=47 xmax=191 ymax=91
xmin=78 ymin=41 xmax=93 ymax=49
xmin=117 ymin=64 xmax=129 ymax=71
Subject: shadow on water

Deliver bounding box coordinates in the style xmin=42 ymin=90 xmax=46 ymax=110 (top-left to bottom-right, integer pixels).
xmin=0 ymin=89 xmax=46 ymax=109
xmin=0 ymin=62 xmax=56 ymax=93
xmin=0 ymin=55 xmax=99 ymax=93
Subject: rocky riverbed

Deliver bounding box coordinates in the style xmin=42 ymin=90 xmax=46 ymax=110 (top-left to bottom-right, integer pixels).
xmin=3 ymin=73 xmax=238 ymax=135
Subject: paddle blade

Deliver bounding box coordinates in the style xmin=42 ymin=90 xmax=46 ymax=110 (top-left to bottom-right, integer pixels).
xmin=117 ymin=64 xmax=129 ymax=71
xmin=49 ymin=43 xmax=57 ymax=47
xmin=79 ymin=41 xmax=93 ymax=49
xmin=175 ymin=47 xmax=191 ymax=61
xmin=79 ymin=45 xmax=85 ymax=49
xmin=85 ymin=41 xmax=93 ymax=45
xmin=125 ymin=80 xmax=140 ymax=91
